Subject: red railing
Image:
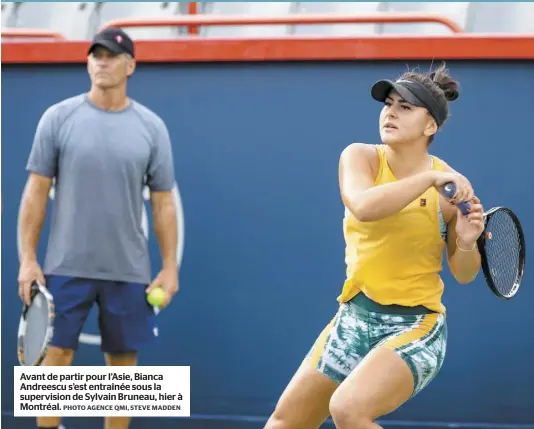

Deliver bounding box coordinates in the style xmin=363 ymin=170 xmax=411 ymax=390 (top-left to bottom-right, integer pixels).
xmin=1 ymin=28 xmax=65 ymax=41
xmin=100 ymin=13 xmax=464 ymax=34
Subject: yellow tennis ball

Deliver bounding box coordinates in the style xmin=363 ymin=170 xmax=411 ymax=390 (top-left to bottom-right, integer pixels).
xmin=147 ymin=287 xmax=165 ymax=307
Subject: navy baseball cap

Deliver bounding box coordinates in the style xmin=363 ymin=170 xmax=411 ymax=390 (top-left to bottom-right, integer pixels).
xmin=88 ymin=28 xmax=135 ymax=58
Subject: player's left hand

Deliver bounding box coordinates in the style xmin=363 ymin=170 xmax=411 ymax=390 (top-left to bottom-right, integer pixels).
xmin=147 ymin=266 xmax=179 ymax=309
xmin=455 ymin=196 xmax=485 ymax=249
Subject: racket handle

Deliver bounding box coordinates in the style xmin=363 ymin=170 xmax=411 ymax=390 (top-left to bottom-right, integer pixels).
xmin=441 ymin=182 xmax=471 ymax=216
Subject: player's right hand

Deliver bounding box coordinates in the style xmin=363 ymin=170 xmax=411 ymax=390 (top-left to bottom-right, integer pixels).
xmin=430 ymin=171 xmax=474 ymax=205
xmin=18 ymin=260 xmax=46 ymax=306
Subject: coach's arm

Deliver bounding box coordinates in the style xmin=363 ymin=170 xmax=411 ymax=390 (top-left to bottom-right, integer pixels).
xmin=151 ymin=190 xmax=178 ymax=272
xmin=145 ymin=119 xmax=179 ymax=307
xmin=19 ymin=174 xmax=52 ymax=267
xmin=19 ymin=106 xmax=60 ymax=304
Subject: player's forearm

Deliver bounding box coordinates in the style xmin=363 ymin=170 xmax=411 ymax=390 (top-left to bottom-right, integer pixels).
xmin=152 ymin=198 xmax=178 ymax=270
xmin=19 ymin=191 xmax=48 ymax=262
xmin=449 ymin=237 xmax=481 ymax=284
xmin=345 ymin=171 xmax=435 ymax=222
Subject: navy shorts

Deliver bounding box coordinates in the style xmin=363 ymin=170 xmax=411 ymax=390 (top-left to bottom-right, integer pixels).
xmin=46 ymin=275 xmax=156 ymax=353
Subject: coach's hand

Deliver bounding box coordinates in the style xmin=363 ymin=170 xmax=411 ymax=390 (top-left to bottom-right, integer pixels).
xmin=18 ymin=259 xmax=46 ymax=306
xmin=455 ymin=196 xmax=485 ymax=248
xmin=147 ymin=267 xmax=179 ymax=309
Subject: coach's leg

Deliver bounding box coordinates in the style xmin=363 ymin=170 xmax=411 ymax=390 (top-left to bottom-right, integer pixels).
xmin=37 ymin=347 xmax=75 ymax=428
xmin=37 ymin=276 xmax=96 ymax=429
xmin=104 ymin=352 xmax=137 ymax=429
xmin=99 ymin=281 xmax=156 ymax=429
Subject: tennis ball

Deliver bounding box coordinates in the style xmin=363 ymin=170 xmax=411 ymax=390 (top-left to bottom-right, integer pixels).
xmin=147 ymin=287 xmax=166 ymax=308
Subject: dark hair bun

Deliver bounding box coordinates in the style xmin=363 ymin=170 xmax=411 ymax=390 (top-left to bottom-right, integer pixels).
xmin=430 ymin=63 xmax=459 ymax=102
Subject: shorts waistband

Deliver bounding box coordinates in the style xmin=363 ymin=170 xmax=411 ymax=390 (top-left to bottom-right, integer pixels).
xmin=350 ymin=293 xmax=436 ymax=315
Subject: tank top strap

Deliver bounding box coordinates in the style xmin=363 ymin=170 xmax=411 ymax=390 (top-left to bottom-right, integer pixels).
xmin=430 ymin=155 xmax=447 ymax=172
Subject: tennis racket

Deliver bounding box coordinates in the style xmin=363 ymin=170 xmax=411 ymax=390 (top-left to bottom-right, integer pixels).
xmin=17 ymin=281 xmax=55 ymax=366
xmin=441 ymin=182 xmax=526 ymax=300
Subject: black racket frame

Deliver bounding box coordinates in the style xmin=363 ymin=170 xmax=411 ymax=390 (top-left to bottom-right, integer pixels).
xmin=476 ymin=207 xmax=526 ymax=300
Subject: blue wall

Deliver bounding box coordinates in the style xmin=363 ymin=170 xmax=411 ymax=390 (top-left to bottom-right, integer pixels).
xmin=2 ymin=60 xmax=534 ymax=429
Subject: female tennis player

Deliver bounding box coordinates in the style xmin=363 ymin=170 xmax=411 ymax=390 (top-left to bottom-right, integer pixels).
xmin=265 ymin=63 xmax=485 ymax=429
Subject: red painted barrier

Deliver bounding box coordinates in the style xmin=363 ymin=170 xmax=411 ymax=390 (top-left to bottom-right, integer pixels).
xmin=2 ymin=14 xmax=534 ymax=64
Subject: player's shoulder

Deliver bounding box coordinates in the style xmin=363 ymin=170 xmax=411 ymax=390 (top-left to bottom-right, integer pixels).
xmin=340 ymin=142 xmax=381 ymax=165
xmin=341 ymin=142 xmax=379 ymax=156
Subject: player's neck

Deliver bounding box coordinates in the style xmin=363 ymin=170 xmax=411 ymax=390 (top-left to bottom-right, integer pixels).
xmin=385 ymin=141 xmax=431 ymax=179
xmin=88 ymin=85 xmax=129 ymax=111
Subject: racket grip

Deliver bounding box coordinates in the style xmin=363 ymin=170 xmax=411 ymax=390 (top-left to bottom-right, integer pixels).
xmin=441 ymin=182 xmax=471 ymax=216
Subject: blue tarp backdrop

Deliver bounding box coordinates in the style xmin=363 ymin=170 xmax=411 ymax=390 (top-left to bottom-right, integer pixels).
xmin=2 ymin=60 xmax=533 ymax=429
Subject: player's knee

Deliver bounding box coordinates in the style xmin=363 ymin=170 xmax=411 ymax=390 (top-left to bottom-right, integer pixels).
xmin=264 ymin=408 xmax=291 ymax=429
xmin=43 ymin=346 xmax=74 ymax=366
xmin=264 ymin=416 xmax=284 ymax=429
xmin=329 ymin=392 xmax=369 ymax=429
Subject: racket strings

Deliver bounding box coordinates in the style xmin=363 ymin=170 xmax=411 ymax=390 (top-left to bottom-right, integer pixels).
xmin=484 ymin=211 xmax=522 ymax=296
xmin=21 ymin=294 xmax=51 ymax=365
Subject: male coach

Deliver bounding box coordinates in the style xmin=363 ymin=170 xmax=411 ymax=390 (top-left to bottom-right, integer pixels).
xmin=17 ymin=28 xmax=179 ymax=429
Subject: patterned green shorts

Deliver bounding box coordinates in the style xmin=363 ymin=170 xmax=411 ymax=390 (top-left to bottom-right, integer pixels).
xmin=306 ymin=293 xmax=447 ymax=397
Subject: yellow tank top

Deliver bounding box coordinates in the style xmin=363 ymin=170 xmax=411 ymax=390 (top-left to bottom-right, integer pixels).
xmin=337 ymin=144 xmax=447 ymax=313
